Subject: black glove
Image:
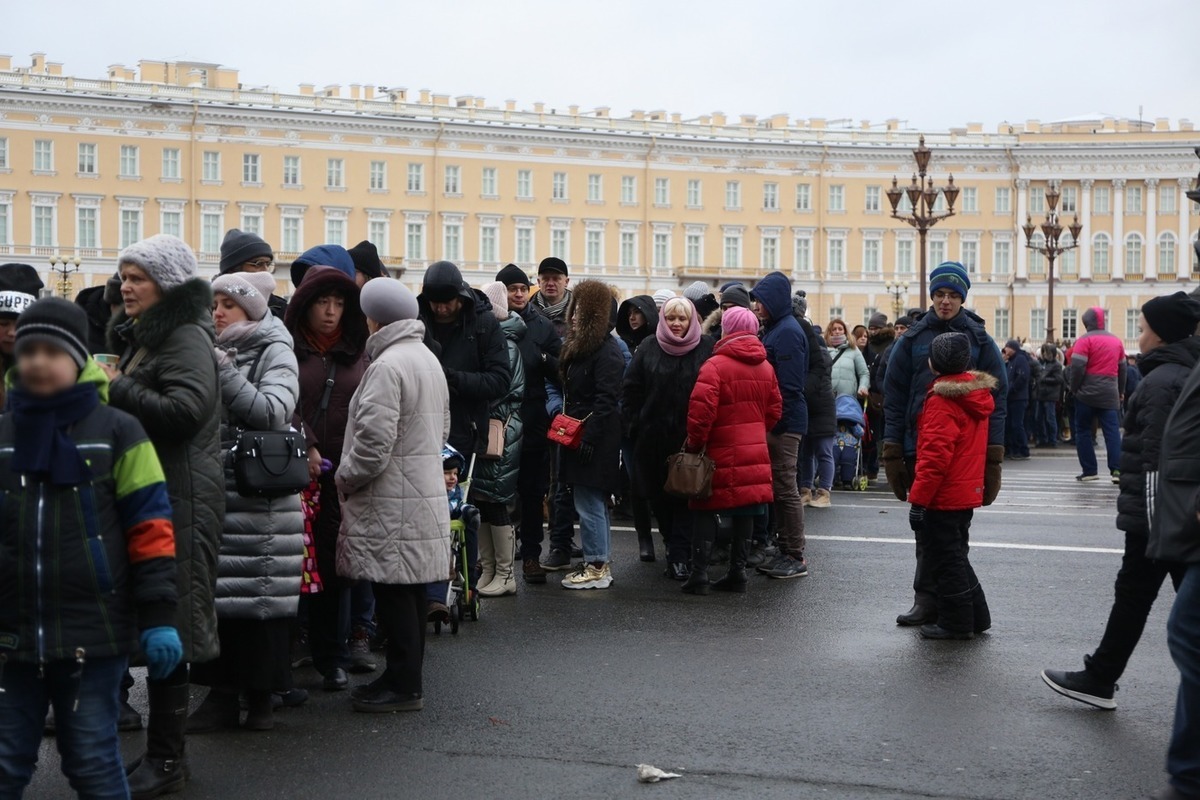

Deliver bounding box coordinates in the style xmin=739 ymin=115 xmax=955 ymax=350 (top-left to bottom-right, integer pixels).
xmin=578 ymin=442 xmax=595 ymax=464
xmin=908 ymin=504 xmax=926 ymax=532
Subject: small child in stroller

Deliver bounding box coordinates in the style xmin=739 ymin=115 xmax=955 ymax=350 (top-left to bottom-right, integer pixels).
xmin=834 ymin=394 xmax=868 ymax=490
xmin=427 ymin=445 xmax=479 ymax=628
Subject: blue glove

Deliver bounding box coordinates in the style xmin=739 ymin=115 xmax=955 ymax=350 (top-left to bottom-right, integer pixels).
xmin=908 ymin=504 xmax=926 ymax=533
xmin=140 ymin=627 xmax=183 ymax=681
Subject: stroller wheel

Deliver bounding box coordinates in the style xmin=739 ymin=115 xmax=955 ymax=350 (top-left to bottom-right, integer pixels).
xmin=856 ymin=476 xmax=868 ymax=491
xmin=469 ymin=596 xmax=481 ymax=622
xmin=450 ymin=603 xmax=461 ymax=635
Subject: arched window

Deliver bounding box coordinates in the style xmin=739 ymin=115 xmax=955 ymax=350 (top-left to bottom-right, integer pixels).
xmin=1125 ymin=233 xmax=1143 ymax=275
xmin=1060 ymin=233 xmax=1077 ymax=275
xmin=1029 ymin=233 xmax=1046 ymax=274
xmin=1158 ymin=232 xmax=1177 ymax=275
xmin=1092 ymin=233 xmax=1110 ymax=276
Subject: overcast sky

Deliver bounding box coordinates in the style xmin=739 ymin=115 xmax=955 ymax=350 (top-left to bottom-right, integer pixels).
xmin=5 ymin=0 xmax=1198 ymax=131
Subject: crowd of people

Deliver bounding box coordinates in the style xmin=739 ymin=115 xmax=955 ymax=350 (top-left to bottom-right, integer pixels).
xmin=0 ymin=233 xmax=1197 ymax=799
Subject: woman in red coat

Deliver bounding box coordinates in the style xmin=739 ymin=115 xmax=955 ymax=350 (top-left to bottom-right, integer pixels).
xmin=682 ymin=306 xmax=782 ymax=595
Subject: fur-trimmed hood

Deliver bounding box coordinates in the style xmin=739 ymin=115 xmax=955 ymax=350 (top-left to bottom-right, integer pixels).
xmin=868 ymin=326 xmax=896 ymax=348
xmin=107 ymin=277 xmax=214 ymax=353
xmin=702 ymin=307 xmax=724 ymax=336
xmin=284 ymin=266 xmax=368 ymax=361
xmin=560 ymin=280 xmax=616 ymax=369
xmin=929 ymin=370 xmax=998 ymax=420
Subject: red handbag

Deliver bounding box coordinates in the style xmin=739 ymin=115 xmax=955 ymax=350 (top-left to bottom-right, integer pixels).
xmin=547 ymin=411 xmax=591 ymax=450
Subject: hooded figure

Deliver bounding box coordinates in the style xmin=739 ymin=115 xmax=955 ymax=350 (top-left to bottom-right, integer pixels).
xmin=289 ymin=244 xmax=356 ymax=289
xmin=616 ymin=295 xmax=659 ymax=354
xmin=417 ymin=260 xmax=511 ymax=457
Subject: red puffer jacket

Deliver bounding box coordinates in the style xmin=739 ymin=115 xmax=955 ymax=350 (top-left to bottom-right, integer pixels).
xmin=686 ymin=332 xmax=782 ymax=511
xmin=909 ymin=371 xmax=998 ymax=511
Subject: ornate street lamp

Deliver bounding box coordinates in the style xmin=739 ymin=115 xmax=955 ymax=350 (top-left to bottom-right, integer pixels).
xmin=48 ymin=254 xmax=81 ymax=299
xmin=886 ymin=135 xmax=960 ymax=302
xmin=884 ymin=281 xmax=909 ymax=320
xmin=1022 ymin=181 xmax=1082 ymax=342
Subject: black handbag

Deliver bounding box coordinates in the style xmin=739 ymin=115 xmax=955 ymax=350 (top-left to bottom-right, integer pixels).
xmin=230 ymin=351 xmax=319 ymax=498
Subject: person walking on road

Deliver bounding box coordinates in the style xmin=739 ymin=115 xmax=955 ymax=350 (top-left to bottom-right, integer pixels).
xmin=882 ymin=261 xmax=1007 ymax=628
xmin=1002 ymin=340 xmax=1032 ymax=460
xmin=1068 ymin=307 xmax=1127 ymax=484
xmin=1042 ymin=292 xmax=1200 ymax=711
xmin=682 ymin=306 xmax=781 ymax=595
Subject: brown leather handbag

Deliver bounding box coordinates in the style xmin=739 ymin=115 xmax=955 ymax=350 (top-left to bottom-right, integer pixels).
xmin=664 ymin=445 xmax=716 ymax=500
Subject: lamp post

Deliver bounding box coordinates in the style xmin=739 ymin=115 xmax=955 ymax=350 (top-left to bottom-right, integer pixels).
xmin=48 ymin=254 xmax=81 ymax=299
xmin=884 ymin=281 xmax=908 ymax=319
xmin=885 ymin=135 xmax=960 ymax=302
xmin=1021 ymin=181 xmax=1082 ymax=343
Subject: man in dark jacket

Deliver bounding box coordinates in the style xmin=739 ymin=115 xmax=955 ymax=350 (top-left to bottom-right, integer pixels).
xmin=497 ymin=264 xmax=562 ymax=583
xmin=219 ymin=229 xmax=288 ymax=318
xmin=750 ymin=271 xmax=809 ymax=579
xmin=882 ymin=262 xmax=1007 ymax=627
xmin=1142 ymin=292 xmax=1200 ymax=800
xmin=419 ymin=261 xmax=511 ymax=458
xmin=1033 ymin=344 xmax=1065 ymax=447
xmin=1002 ymin=340 xmax=1031 ymax=460
xmin=1043 ymin=293 xmax=1200 ymax=715
xmin=532 ymin=257 xmax=572 ymax=337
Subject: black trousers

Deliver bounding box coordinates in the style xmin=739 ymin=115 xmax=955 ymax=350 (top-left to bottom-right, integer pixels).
xmin=192 ymin=618 xmax=291 ymax=693
xmin=918 ymin=508 xmax=988 ymax=633
xmin=1087 ymin=530 xmax=1187 ymax=684
xmin=372 ymin=583 xmax=426 ymax=696
xmin=516 ymin=440 xmax=551 ymax=560
xmin=647 ymin=489 xmax=692 ymax=564
xmin=310 ymin=476 xmax=350 ymax=675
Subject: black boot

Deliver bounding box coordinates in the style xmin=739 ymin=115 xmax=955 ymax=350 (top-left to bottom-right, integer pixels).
xmin=634 ymin=496 xmax=656 ymax=562
xmin=712 ymin=525 xmax=750 ymax=593
xmin=681 ymin=525 xmax=713 ymax=596
xmin=243 ymin=691 xmax=275 ymax=731
xmin=896 ymin=597 xmax=937 ymax=627
xmin=972 ymin=583 xmax=991 ymax=634
xmin=637 ymin=530 xmax=656 ymax=563
xmin=129 ymin=668 xmax=190 ymax=800
xmin=185 ymin=687 xmax=239 ymax=734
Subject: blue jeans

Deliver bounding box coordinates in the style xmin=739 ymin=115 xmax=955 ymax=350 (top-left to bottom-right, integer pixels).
xmin=1167 ymin=564 xmax=1200 ymax=796
xmin=1006 ymin=399 xmax=1029 ymax=457
xmin=0 ymin=655 xmax=129 ymax=799
xmin=798 ymin=435 xmax=835 ymax=491
xmin=350 ymin=580 xmax=376 ymax=636
xmin=1036 ymin=401 xmax=1058 ymax=445
xmin=574 ymin=484 xmax=611 ymax=564
xmin=1074 ymin=402 xmax=1121 ymax=475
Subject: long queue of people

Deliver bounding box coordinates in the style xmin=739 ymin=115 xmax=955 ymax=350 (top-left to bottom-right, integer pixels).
xmin=0 ymin=232 xmax=1198 ymax=799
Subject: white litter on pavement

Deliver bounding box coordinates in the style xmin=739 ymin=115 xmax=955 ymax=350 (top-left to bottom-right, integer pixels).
xmin=636 ymin=764 xmax=683 ymax=783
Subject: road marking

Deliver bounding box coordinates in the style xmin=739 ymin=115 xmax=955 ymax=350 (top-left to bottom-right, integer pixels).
xmin=805 ymin=502 xmax=1113 ymax=517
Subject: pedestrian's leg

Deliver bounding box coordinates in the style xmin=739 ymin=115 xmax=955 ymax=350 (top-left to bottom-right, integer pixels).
xmin=573 ymin=485 xmax=611 ymax=565
xmin=517 ymin=443 xmax=549 ymax=562
xmin=816 ymin=435 xmax=836 ymax=492
xmin=1165 ymin=564 xmax=1200 ymax=796
xmin=1075 ymin=403 xmax=1098 ymax=476
xmin=53 ymin=656 xmax=129 ymax=799
xmin=798 ymin=436 xmax=816 ymax=492
xmin=0 ymin=660 xmax=48 ymax=796
xmin=926 ymin=510 xmax=975 ymax=636
xmin=1098 ymin=408 xmax=1123 ymax=474
xmin=376 ymin=584 xmax=426 ymax=696
xmin=477 ymin=520 xmax=497 ymax=591
xmin=128 ymin=663 xmax=190 ymax=796
xmin=899 ymin=455 xmax=938 ymax=624
xmin=683 ymin=511 xmax=716 ymax=594
xmin=767 ymin=432 xmax=806 ymax=559
xmin=713 ymin=516 xmax=753 ymax=593
xmin=548 ymin=457 xmax=576 ymax=555
xmin=1085 ymin=533 xmax=1172 ymax=685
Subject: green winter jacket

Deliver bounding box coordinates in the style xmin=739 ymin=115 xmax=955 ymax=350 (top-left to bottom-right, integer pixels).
xmin=0 ymin=361 xmax=178 ymax=664
xmin=472 ymin=312 xmax=527 ymax=505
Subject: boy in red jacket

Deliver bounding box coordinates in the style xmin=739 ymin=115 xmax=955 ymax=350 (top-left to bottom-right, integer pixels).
xmin=908 ymin=332 xmax=997 ymax=639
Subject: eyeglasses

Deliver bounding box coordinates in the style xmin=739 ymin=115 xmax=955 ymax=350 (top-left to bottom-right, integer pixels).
xmin=241 ymin=258 xmax=276 ymax=274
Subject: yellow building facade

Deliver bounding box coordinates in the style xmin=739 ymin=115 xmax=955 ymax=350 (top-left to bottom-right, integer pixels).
xmin=1 ymin=53 xmax=1198 ymax=347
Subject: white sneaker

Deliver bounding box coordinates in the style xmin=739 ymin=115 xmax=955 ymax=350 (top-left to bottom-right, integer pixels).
xmin=561 ymin=562 xmax=613 ymax=590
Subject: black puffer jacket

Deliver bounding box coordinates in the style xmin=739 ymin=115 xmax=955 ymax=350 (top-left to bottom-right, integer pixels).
xmin=418 ymin=261 xmax=511 ymax=456
xmin=108 ymin=278 xmax=224 ymax=663
xmin=800 ymin=317 xmax=836 ymax=438
xmin=1034 ymin=359 xmax=1064 ymax=403
xmin=616 ymin=295 xmax=659 ymax=354
xmin=623 ymin=334 xmax=715 ymax=493
xmin=1118 ymin=337 xmax=1200 ymax=536
xmin=515 ymin=304 xmax=561 ymax=437
xmin=1147 ymin=340 xmax=1200 ymax=564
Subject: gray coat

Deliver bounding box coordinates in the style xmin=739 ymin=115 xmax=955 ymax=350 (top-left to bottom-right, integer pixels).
xmin=215 ymin=314 xmax=305 ymax=620
xmin=828 ymin=344 xmax=869 ymax=398
xmin=472 ymin=312 xmax=526 ymax=505
xmin=336 ymin=319 xmax=452 ymax=586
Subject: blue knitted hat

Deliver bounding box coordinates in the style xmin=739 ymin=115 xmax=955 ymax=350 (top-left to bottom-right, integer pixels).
xmin=929 ymin=261 xmax=971 ymax=300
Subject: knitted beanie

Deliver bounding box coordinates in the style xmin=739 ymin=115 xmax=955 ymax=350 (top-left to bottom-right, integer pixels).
xmin=212 ymin=272 xmax=272 ymax=322
xmin=0 ymin=263 xmax=45 ymax=318
xmin=722 ymin=306 xmax=759 ymax=338
xmin=496 ymin=263 xmax=531 ymax=287
xmin=118 ymin=234 xmax=198 ymax=292
xmin=930 ymin=332 xmax=972 ymax=375
xmin=15 ymin=297 xmax=91 ymax=370
xmin=1141 ymin=292 xmax=1200 ymax=344
xmin=792 ymin=291 xmax=808 ymax=318
xmin=347 ymin=240 xmax=386 ymax=280
xmin=928 ymin=261 xmax=971 ymax=300
xmin=360 ymin=278 xmax=419 ymax=326
xmin=720 ymin=285 xmax=752 ymax=310
xmin=868 ymin=312 xmax=889 ymax=329
xmin=684 ymin=281 xmax=712 ymax=303
xmin=653 ymin=289 xmax=676 ymax=309
xmin=218 ymin=229 xmax=273 ymax=275
xmin=481 ymin=281 xmax=510 ymax=321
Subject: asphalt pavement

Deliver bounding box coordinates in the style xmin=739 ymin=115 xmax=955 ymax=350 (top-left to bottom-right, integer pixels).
xmin=25 ymin=452 xmax=1179 ymax=800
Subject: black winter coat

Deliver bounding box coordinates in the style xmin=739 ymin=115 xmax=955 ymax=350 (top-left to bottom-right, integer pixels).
xmin=515 ymin=304 xmax=561 ymax=437
xmin=1007 ymin=351 xmax=1031 ymax=402
xmin=1034 ymin=360 xmax=1064 ymax=402
xmin=1147 ymin=343 xmax=1200 ymax=564
xmin=419 ymin=275 xmax=511 ymax=457
xmin=800 ymin=317 xmax=836 ymax=438
xmin=622 ymin=335 xmax=714 ymax=494
xmin=1120 ymin=338 xmax=1200 ymax=538
xmin=108 ymin=279 xmax=224 ymax=663
xmin=616 ymin=296 xmax=659 ymax=354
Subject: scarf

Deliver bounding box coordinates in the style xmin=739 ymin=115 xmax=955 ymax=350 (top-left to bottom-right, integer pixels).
xmin=303 ymin=325 xmax=343 ymax=355
xmin=217 ymin=319 xmax=262 ymax=347
xmin=534 ymin=289 xmax=571 ymax=320
xmin=829 ymin=333 xmax=848 ymax=347
xmin=656 ymin=306 xmax=702 ymax=356
xmin=8 ymin=383 xmax=100 ymax=486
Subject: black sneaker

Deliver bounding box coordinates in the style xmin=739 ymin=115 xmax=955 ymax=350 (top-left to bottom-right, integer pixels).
xmin=765 ymin=554 xmax=809 ymax=580
xmin=1040 ymin=668 xmax=1117 ymax=710
xmin=1075 ymin=473 xmax=1100 ymax=483
xmin=745 ymin=543 xmax=773 ymax=569
xmin=352 ymin=684 xmax=423 ymax=713
xmin=542 ymin=548 xmax=573 ymax=571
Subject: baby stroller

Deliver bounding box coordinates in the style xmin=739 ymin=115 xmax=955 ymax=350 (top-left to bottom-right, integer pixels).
xmin=834 ymin=394 xmax=869 ymax=491
xmin=437 ymin=446 xmax=481 ymax=635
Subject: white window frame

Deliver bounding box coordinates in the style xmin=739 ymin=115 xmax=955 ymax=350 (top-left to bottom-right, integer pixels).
xmin=994 ymin=187 xmax=1011 ymax=214
xmin=862 ymin=237 xmax=881 ymax=275
xmin=621 ymin=176 xmax=637 ymax=205
xmin=724 ymin=181 xmax=741 ymax=211
xmin=1092 ymin=233 xmax=1111 ymax=275
xmin=517 ymin=170 xmax=533 ymax=200
xmin=655 ymin=177 xmax=670 ymax=207
xmin=588 ymin=174 xmax=603 ymax=203
xmin=326 ymin=158 xmax=345 ymax=189
xmin=763 ymin=182 xmax=779 ymax=211
xmin=828 ymin=184 xmax=845 ymax=212
xmin=241 ymin=153 xmax=260 ymax=185
xmin=78 ymin=143 xmax=97 ymax=175
xmin=552 ymin=171 xmax=568 ymax=201
xmin=864 ymin=185 xmax=881 ymax=213
xmin=1159 ymin=232 xmax=1177 ymax=274
xmin=283 ymin=155 xmax=301 ymax=187
xmin=686 ymin=179 xmax=702 ymax=208
xmin=960 ymin=186 xmax=978 ymax=213
xmin=202 ymin=151 xmax=221 ymax=183
xmin=407 ymin=163 xmax=425 ymax=193
xmin=161 ymin=148 xmax=181 ymax=181
xmin=993 ymin=239 xmax=1011 ymax=275
xmin=481 ymin=167 xmax=497 ymax=198
xmin=796 ymin=183 xmax=811 ymax=212
xmin=34 ymin=140 xmax=54 ymax=173
xmin=1125 ymin=233 xmax=1144 ymax=274
xmin=369 ymin=160 xmax=387 ymax=191
xmin=1093 ymin=186 xmax=1111 ymax=214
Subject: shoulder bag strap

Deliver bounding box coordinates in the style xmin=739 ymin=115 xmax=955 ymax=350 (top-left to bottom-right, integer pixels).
xmin=317 ymin=360 xmax=338 ymax=416
xmin=831 ymin=348 xmax=847 ymax=367
xmin=124 ymin=347 xmax=150 ymax=374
